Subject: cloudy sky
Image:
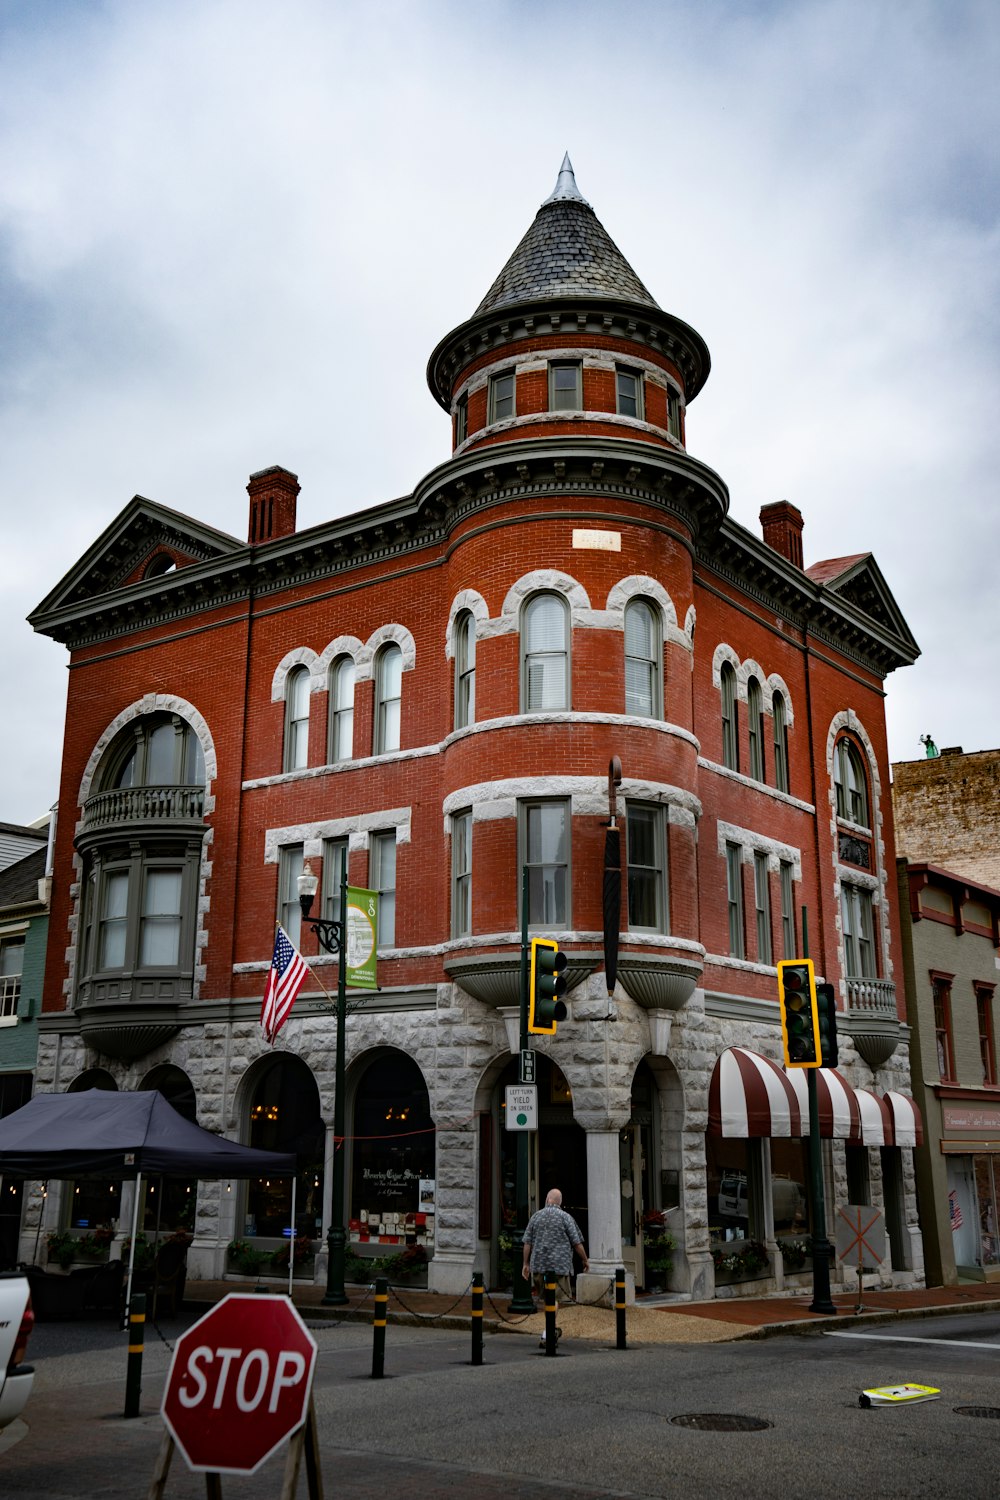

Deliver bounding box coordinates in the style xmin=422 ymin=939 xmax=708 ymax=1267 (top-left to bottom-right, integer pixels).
xmin=1 ymin=0 xmax=997 ymax=824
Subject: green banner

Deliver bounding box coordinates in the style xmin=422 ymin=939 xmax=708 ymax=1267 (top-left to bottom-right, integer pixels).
xmin=345 ymin=886 xmax=379 ymax=990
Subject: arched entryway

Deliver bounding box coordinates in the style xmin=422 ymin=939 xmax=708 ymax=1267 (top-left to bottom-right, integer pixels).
xmin=347 ymin=1050 xmax=435 ymax=1264
xmin=242 ymin=1055 xmax=325 ymax=1245
xmin=140 ymin=1064 xmax=197 ymax=1235
xmin=494 ymin=1054 xmax=586 ymax=1288
xmin=67 ymin=1068 xmax=121 ymax=1229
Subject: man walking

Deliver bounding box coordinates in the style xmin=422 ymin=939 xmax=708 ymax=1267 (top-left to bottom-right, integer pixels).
xmin=521 ymin=1188 xmax=589 ymax=1345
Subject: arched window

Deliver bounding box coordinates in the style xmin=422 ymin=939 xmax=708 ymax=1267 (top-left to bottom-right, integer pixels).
xmin=747 ymin=676 xmax=764 ymax=782
xmin=720 ymin=662 xmax=739 ymax=771
xmin=522 ymin=593 xmax=569 ymax=711
xmin=141 ymin=1065 xmax=197 ymax=1233
xmin=349 ymin=1053 xmax=434 ymax=1234
xmin=284 ymin=665 xmax=310 ymax=772
xmin=105 ymin=713 xmax=204 ymax=791
xmin=67 ymin=1070 xmax=121 ymax=1229
xmin=773 ymin=692 xmax=790 ymax=793
xmin=834 ymin=737 xmax=870 ymax=827
xmin=328 ymin=656 xmax=355 ymax=763
xmin=624 ymin=599 xmax=661 ymax=718
xmin=454 ymin=611 xmax=476 ymax=730
xmin=374 ymin=644 xmax=402 ymax=754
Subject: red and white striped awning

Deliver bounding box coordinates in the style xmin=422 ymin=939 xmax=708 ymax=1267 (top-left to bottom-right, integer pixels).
xmin=707 ymin=1048 xmax=922 ymax=1148
xmin=884 ymin=1090 xmax=924 ymax=1148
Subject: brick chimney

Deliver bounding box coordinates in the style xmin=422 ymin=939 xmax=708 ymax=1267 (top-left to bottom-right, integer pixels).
xmin=759 ymin=500 xmax=804 ymax=569
xmin=247 ymin=466 xmax=300 ymax=544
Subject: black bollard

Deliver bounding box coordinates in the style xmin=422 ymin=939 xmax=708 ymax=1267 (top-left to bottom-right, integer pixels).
xmin=615 ymin=1266 xmax=627 ymax=1350
xmin=371 ymin=1276 xmax=388 ymax=1379
xmin=124 ymin=1291 xmax=146 ymax=1418
xmin=471 ymin=1272 xmax=484 ymax=1366
xmin=543 ymin=1268 xmax=558 ymax=1356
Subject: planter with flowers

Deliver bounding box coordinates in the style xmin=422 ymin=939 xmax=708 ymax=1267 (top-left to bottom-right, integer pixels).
xmin=779 ymin=1237 xmax=812 ymax=1274
xmin=712 ymin=1239 xmax=770 ymax=1283
xmin=641 ymin=1210 xmax=675 ymax=1290
xmin=270 ymin=1234 xmax=315 ymax=1277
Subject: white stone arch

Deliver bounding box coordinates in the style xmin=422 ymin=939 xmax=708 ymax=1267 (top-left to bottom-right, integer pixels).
xmin=78 ymin=692 xmax=218 ymax=806
xmin=270 ymin=646 xmax=321 ymax=703
xmin=315 ymin=635 xmax=364 ymax=688
xmin=445 ymin=590 xmax=490 ymax=661
xmin=684 ymin=605 xmax=696 ymax=649
xmin=357 ymin=623 xmax=417 ymax=683
xmin=605 ymin=575 xmax=691 ymax=653
xmin=711 ymin=642 xmax=742 ymax=692
xmin=501 ymin=570 xmax=592 ymax=628
xmin=738 ymin=657 xmax=767 ymax=707
xmin=766 ymin=673 xmax=795 ymax=725
xmin=825 ymin=709 xmax=891 ymax=984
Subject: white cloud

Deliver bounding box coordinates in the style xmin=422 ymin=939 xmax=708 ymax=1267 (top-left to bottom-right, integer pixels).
xmin=1 ymin=0 xmax=998 ymax=820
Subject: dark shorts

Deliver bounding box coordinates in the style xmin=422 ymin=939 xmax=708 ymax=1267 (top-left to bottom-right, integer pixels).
xmin=531 ymin=1272 xmax=572 ymax=1300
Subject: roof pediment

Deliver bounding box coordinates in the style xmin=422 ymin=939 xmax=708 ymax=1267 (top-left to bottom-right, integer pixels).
xmin=29 ymin=497 xmax=241 ymax=631
xmin=809 ymin=553 xmax=917 ymax=648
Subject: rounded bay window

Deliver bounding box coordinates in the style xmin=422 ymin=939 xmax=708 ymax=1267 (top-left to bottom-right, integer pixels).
xmin=74 ymin=713 xmax=208 ymax=1048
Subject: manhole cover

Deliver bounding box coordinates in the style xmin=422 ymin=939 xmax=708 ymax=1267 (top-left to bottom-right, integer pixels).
xmin=955 ymin=1406 xmax=1000 ymax=1420
xmin=670 ymin=1413 xmax=772 ymax=1432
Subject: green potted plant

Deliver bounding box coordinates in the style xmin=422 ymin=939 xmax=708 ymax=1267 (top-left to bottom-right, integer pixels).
xmin=46 ymin=1231 xmax=79 ymax=1270
xmin=270 ymin=1234 xmax=314 ymax=1274
xmin=497 ymin=1229 xmax=518 ymax=1290
xmin=226 ymin=1237 xmax=271 ymax=1276
xmin=780 ymin=1237 xmax=810 ymax=1272
xmin=122 ymin=1232 xmax=156 ymax=1271
xmin=642 ymin=1212 xmax=674 ymax=1289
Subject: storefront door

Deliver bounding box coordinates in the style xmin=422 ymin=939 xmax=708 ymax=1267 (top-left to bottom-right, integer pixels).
xmin=619 ymin=1125 xmax=652 ymax=1285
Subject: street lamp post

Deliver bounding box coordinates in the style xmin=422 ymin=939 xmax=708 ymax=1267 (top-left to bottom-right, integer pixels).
xmin=298 ymin=849 xmax=349 ymax=1306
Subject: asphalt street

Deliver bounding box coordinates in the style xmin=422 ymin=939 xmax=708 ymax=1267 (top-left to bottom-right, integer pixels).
xmin=3 ymin=1308 xmax=1000 ymax=1497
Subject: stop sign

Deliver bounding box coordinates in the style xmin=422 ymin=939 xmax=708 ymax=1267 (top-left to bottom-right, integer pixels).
xmin=161 ymin=1293 xmax=318 ymax=1475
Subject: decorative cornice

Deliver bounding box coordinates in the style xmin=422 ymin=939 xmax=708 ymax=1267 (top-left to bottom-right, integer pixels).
xmin=427 ymin=295 xmax=711 ymax=411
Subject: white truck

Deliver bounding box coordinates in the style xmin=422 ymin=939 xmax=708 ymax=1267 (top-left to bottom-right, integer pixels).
xmin=0 ymin=1272 xmax=35 ymax=1432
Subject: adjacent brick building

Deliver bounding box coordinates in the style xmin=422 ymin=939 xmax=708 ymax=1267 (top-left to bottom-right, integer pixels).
xmin=26 ymin=158 xmax=923 ymax=1298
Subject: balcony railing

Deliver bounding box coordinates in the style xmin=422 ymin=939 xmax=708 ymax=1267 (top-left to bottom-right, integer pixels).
xmin=81 ymin=784 xmax=205 ymax=834
xmin=0 ymin=975 xmax=21 ymax=1018
xmin=845 ymin=976 xmax=897 ymax=1017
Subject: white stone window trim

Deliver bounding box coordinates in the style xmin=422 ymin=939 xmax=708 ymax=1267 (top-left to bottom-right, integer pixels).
xmin=442 ymin=775 xmax=701 ymax=831
xmin=710 ymin=646 xmax=795 ymax=722
xmin=454 ymin=409 xmax=685 ymax=456
xmin=270 ymin=628 xmax=415 ymax=702
xmin=444 ymin=591 xmax=490 ymax=660
xmin=359 ymin=623 xmax=416 ymax=683
xmin=455 ymin=347 xmax=681 ymax=401
xmin=698 ymin=758 xmax=814 ymax=813
xmin=604 ymin=576 xmax=691 ymax=652
xmin=707 ymin=953 xmax=781 ymax=978
xmin=824 ymin=710 xmax=892 ymax=984
xmin=67 ymin=696 xmax=217 ymax=1005
xmin=271 ymin=647 xmax=321 ymax=703
xmin=716 ymin=821 xmax=802 ymax=881
xmin=315 ymin=635 xmax=364 ymax=685
xmin=264 ymin=809 xmax=412 ymax=865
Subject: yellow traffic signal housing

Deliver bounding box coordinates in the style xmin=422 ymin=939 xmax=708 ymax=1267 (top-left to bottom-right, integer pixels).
xmin=777 ymin=958 xmax=820 ymax=1067
xmin=529 ymin=937 xmax=568 ymax=1034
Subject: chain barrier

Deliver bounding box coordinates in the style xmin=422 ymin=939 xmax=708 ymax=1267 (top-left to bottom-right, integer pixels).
xmin=305 ymin=1279 xmax=376 ymax=1330
xmin=483 ymin=1287 xmax=538 ymax=1325
xmin=387 ymin=1279 xmax=474 ymax=1322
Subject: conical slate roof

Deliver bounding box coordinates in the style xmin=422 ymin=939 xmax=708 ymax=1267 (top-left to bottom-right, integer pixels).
xmin=475 ymin=154 xmax=659 ymax=315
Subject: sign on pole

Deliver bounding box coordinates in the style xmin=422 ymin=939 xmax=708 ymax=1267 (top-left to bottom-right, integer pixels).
xmin=835 ymin=1204 xmax=886 ymax=1267
xmin=519 ymin=1049 xmax=535 ymax=1084
xmin=346 ymin=885 xmax=379 ymax=989
xmin=161 ymin=1293 xmax=317 ymax=1476
xmin=504 ymin=1084 xmax=537 ymax=1131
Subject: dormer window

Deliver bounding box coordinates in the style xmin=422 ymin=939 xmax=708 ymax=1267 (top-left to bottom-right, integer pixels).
xmin=488 ymin=371 xmax=515 ymax=423
xmin=549 ymin=361 xmax=582 ymax=411
xmin=616 ymin=367 xmax=643 ymax=420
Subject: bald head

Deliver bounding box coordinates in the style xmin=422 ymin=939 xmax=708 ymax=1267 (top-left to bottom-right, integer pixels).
xmin=545 ymin=1189 xmax=563 ymax=1207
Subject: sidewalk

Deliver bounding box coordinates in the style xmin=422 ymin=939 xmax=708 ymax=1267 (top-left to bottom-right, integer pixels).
xmin=181 ymin=1275 xmax=1000 ymax=1344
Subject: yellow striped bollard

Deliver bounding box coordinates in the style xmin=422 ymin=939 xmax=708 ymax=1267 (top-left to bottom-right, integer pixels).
xmin=123 ymin=1291 xmax=146 ymax=1417
xmin=543 ymin=1269 xmax=558 ymax=1356
xmin=615 ymin=1266 xmax=627 ymax=1350
xmin=471 ymin=1271 xmax=484 ymax=1366
xmin=371 ymin=1275 xmax=388 ymax=1379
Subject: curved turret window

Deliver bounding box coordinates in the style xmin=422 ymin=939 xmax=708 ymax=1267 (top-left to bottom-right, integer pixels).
xmin=624 ymin=599 xmax=661 ymax=718
xmin=522 ymin=594 xmax=569 ymax=711
xmin=454 ymin=611 xmax=476 ymax=730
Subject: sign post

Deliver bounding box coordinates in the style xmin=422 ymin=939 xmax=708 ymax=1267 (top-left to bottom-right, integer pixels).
xmin=157 ymin=1293 xmax=320 ymax=1494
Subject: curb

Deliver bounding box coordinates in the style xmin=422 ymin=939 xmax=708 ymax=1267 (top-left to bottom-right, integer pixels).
xmin=737 ymin=1296 xmax=1000 ymax=1340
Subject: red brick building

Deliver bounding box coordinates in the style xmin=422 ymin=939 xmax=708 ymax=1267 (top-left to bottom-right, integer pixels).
xmin=27 ymin=158 xmax=923 ymax=1298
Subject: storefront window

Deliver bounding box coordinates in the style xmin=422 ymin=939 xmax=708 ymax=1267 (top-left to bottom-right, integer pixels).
xmin=975 ymin=1155 xmax=1000 ymax=1267
xmin=707 ymin=1135 xmax=753 ymax=1243
xmin=349 ymin=1053 xmax=434 ymax=1254
xmin=141 ymin=1066 xmax=198 ymax=1234
xmin=770 ymin=1138 xmax=810 ymax=1267
xmin=68 ymin=1069 xmax=121 ymax=1229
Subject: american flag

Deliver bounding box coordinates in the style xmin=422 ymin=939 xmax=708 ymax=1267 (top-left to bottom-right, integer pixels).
xmin=949 ymin=1190 xmax=963 ymax=1232
xmin=260 ymin=926 xmax=309 ymax=1045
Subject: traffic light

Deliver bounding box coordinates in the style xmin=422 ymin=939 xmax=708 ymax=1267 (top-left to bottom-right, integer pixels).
xmin=815 ymin=982 xmax=839 ymax=1068
xmin=529 ymin=937 xmax=568 ymax=1035
xmin=777 ymin=958 xmax=819 ymax=1068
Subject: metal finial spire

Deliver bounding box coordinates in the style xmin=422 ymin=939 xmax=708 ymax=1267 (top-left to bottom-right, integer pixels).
xmin=543 ymin=152 xmax=591 ymax=207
